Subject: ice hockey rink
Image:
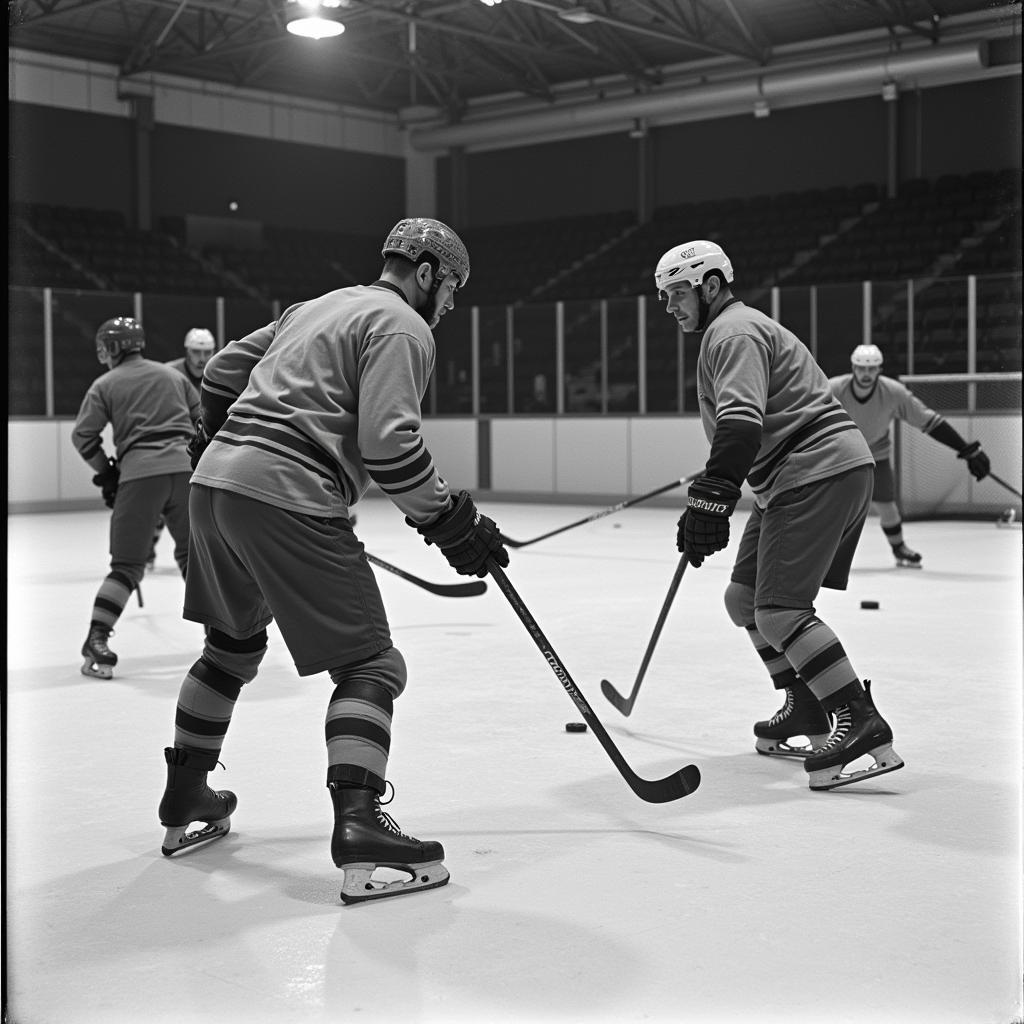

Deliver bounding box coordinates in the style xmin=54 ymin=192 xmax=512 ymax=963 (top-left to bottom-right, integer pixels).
xmin=6 ymin=496 xmax=1023 ymax=1024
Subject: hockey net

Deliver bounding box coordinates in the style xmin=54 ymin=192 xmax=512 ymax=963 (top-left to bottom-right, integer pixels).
xmin=896 ymin=372 xmax=1022 ymax=520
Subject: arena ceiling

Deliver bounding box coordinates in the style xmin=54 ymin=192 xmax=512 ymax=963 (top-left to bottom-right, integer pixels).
xmin=8 ymin=0 xmax=1017 ymax=123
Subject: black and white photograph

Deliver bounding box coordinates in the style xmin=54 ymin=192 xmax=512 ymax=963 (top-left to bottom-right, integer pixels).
xmin=7 ymin=3 xmax=1022 ymax=1023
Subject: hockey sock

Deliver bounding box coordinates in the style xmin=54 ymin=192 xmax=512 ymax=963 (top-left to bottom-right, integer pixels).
xmin=89 ymin=570 xmax=135 ymax=633
xmin=172 ymin=629 xmax=266 ymax=757
xmin=744 ymin=626 xmax=799 ymax=690
xmin=325 ymin=649 xmax=406 ymax=790
xmin=882 ymin=521 xmax=904 ymax=548
xmin=773 ymin=612 xmax=860 ymax=705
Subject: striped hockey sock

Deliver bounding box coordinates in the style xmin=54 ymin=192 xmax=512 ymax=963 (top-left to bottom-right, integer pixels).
xmin=173 ymin=659 xmax=243 ymax=759
xmin=89 ymin=570 xmax=134 ymax=633
xmin=745 ymin=626 xmax=799 ymax=690
xmin=780 ymin=615 xmax=860 ymax=705
xmin=325 ymin=679 xmax=393 ymax=792
xmin=882 ymin=521 xmax=904 ymax=548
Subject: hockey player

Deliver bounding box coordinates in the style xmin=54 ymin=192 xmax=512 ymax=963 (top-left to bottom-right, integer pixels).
xmin=658 ymin=240 xmax=903 ymax=790
xmin=146 ymin=328 xmax=217 ymax=570
xmin=168 ymin=326 xmax=216 ymax=392
xmin=72 ymin=316 xmax=199 ymax=678
xmin=829 ymin=344 xmax=991 ymax=567
xmin=156 ymin=217 xmax=509 ymax=903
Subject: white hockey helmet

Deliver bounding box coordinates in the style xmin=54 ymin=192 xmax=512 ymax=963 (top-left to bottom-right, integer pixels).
xmin=850 ymin=344 xmax=883 ymax=368
xmin=184 ymin=327 xmax=216 ymax=351
xmin=382 ymin=217 xmax=470 ymax=289
xmin=654 ymin=240 xmax=734 ymax=296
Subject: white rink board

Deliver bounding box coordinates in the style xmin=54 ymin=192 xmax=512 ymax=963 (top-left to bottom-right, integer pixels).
xmin=6 ymin=499 xmax=1023 ymax=1024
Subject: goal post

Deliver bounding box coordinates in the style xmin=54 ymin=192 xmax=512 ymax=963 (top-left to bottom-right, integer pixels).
xmin=896 ymin=372 xmax=1022 ymax=519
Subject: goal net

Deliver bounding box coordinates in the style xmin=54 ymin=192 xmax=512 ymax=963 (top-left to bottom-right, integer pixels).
xmin=896 ymin=372 xmax=1022 ymax=519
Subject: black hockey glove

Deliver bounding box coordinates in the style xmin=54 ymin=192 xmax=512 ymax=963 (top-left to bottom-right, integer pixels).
xmin=408 ymin=490 xmax=509 ymax=578
xmin=92 ymin=457 xmax=120 ymax=509
xmin=187 ymin=419 xmax=211 ymax=470
xmin=958 ymin=441 xmax=990 ymax=481
xmin=677 ymin=476 xmax=742 ymax=568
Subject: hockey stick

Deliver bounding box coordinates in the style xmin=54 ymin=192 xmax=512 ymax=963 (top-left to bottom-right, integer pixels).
xmin=988 ymin=472 xmax=1023 ymax=502
xmin=601 ymin=554 xmax=687 ymax=717
xmin=487 ymin=559 xmax=700 ymax=803
xmin=366 ymin=552 xmax=487 ymax=598
xmin=498 ymin=474 xmax=697 ymax=549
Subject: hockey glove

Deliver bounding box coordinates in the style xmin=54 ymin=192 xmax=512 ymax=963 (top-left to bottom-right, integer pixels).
xmin=677 ymin=476 xmax=742 ymax=568
xmin=409 ymin=490 xmax=509 ymax=578
xmin=92 ymin=457 xmax=120 ymax=509
xmin=187 ymin=419 xmax=211 ymax=470
xmin=958 ymin=441 xmax=990 ymax=481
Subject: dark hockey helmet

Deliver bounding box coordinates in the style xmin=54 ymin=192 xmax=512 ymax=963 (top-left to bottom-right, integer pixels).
xmin=382 ymin=217 xmax=470 ymax=289
xmin=95 ymin=316 xmax=145 ymax=364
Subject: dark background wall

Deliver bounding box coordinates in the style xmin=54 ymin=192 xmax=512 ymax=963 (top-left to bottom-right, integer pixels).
xmin=10 ymin=75 xmax=1021 ymax=233
xmin=9 ymin=103 xmax=135 ymax=217
xmin=439 ymin=76 xmax=1020 ymax=228
xmin=8 ymin=102 xmax=406 ymax=234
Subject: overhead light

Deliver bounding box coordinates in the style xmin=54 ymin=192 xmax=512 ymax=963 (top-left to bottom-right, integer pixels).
xmin=286 ymin=0 xmax=345 ymax=39
xmin=479 ymin=0 xmax=503 ymax=5
xmin=753 ymin=99 xmax=770 ymax=119
xmin=882 ymin=80 xmax=898 ymax=102
xmin=559 ymin=6 xmax=597 ymax=24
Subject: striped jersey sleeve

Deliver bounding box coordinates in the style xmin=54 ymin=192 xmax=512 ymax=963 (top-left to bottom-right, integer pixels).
xmin=190 ymin=286 xmax=451 ymax=522
xmin=697 ymin=304 xmax=873 ymax=504
xmin=829 ymin=374 xmax=943 ymax=461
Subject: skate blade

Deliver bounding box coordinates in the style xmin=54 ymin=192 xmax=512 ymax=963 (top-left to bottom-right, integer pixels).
xmin=755 ymin=734 xmax=831 ymax=759
xmin=161 ymin=819 xmax=231 ymax=857
xmin=80 ymin=658 xmax=113 ymax=680
xmin=339 ymin=860 xmax=450 ymax=904
xmin=895 ymin=561 xmax=922 ymax=569
xmin=808 ymin=744 xmax=905 ymax=791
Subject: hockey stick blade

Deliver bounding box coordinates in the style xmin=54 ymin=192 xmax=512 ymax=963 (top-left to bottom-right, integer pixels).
xmin=989 ymin=472 xmax=1023 ymax=502
xmin=498 ymin=474 xmax=698 ymax=549
xmin=366 ymin=553 xmax=487 ymax=598
xmin=600 ymin=554 xmax=688 ymax=718
xmin=488 ymin=560 xmax=700 ymax=803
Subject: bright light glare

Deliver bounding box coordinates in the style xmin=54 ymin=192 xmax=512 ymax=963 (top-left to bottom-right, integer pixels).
xmin=286 ymin=16 xmax=345 ymax=38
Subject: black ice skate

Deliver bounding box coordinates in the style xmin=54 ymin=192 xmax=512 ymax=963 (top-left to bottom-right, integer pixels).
xmin=804 ymin=680 xmax=904 ymax=791
xmin=891 ymin=543 xmax=922 ymax=568
xmin=754 ymin=683 xmax=833 ymax=758
xmin=159 ymin=747 xmax=237 ymax=856
xmin=330 ymin=783 xmax=449 ymax=904
xmin=81 ymin=626 xmax=117 ymax=679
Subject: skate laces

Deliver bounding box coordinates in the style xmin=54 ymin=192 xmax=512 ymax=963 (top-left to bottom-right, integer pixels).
xmin=769 ymin=689 xmax=795 ymax=726
xmin=817 ymin=706 xmax=852 ymax=752
xmin=374 ymin=781 xmax=414 ymax=839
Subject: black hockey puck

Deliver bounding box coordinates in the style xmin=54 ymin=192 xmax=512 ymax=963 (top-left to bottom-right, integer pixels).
xmin=860 ymin=600 xmax=880 ymax=610
xmin=565 ymin=722 xmax=587 ymax=733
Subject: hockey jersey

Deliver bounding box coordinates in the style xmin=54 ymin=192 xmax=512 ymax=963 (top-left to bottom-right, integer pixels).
xmin=192 ymin=283 xmax=451 ymax=523
xmin=166 ymin=356 xmax=203 ymax=393
xmin=829 ymin=373 xmax=942 ymax=462
xmin=72 ymin=355 xmax=199 ymax=481
xmin=697 ymin=303 xmax=873 ymax=505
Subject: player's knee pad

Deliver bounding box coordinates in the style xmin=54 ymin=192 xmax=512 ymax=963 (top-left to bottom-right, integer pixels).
xmin=328 ymin=646 xmax=407 ymax=702
xmin=108 ymin=563 xmax=144 ymax=589
xmin=203 ymin=628 xmax=268 ymax=684
xmin=754 ymin=605 xmax=814 ymax=653
xmin=723 ymin=581 xmax=756 ymax=629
